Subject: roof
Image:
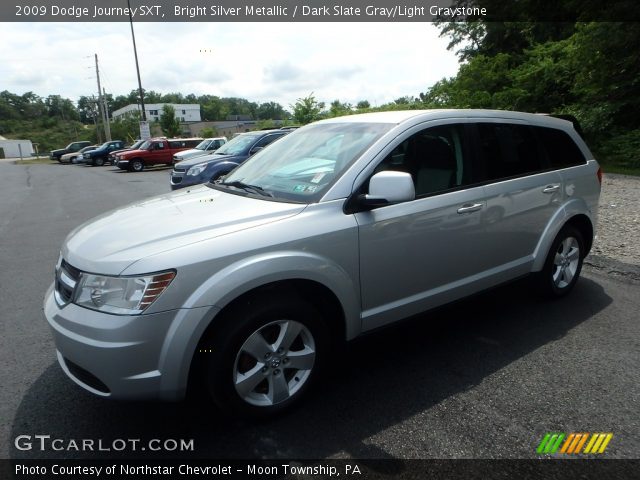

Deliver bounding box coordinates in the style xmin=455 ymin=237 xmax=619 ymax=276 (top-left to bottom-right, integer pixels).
xmin=318 ymin=109 xmax=573 ymax=130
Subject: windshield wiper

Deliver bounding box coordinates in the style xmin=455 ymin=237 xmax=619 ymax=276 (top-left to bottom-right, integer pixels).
xmin=218 ymin=180 xmax=273 ymax=197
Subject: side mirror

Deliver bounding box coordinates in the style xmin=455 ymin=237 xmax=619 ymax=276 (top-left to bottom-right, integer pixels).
xmin=352 ymin=171 xmax=415 ymax=212
xmin=249 ymin=146 xmax=264 ymax=156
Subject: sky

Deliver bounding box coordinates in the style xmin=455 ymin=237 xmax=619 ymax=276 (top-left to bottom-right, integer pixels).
xmin=0 ymin=22 xmax=460 ymax=108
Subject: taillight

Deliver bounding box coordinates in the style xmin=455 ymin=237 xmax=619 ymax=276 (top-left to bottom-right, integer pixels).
xmin=597 ymin=167 xmax=603 ymax=185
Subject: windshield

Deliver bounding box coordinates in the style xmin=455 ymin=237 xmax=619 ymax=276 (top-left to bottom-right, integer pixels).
xmin=218 ymin=122 xmax=392 ymax=203
xmin=213 ymin=134 xmax=260 ymax=156
xmin=139 ymin=140 xmax=152 ymax=150
xmin=129 ymin=140 xmax=144 ymax=149
xmin=194 ymin=139 xmax=212 ymax=151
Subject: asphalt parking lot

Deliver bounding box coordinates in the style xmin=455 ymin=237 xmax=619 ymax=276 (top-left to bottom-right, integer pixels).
xmin=0 ymin=161 xmax=638 ymax=461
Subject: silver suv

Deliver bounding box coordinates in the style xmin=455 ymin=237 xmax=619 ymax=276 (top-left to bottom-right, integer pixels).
xmin=45 ymin=110 xmax=601 ymax=417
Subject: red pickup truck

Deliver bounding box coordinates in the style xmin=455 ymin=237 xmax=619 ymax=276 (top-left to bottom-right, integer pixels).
xmin=115 ymin=137 xmax=201 ymax=172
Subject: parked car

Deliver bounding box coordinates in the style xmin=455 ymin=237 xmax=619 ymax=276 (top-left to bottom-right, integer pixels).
xmin=172 ymin=137 xmax=228 ymax=163
xmin=170 ymin=130 xmax=288 ymax=190
xmin=45 ymin=110 xmax=601 ymax=418
xmin=59 ymin=145 xmax=98 ymax=164
xmin=82 ymin=140 xmax=126 ymax=166
xmin=107 ymin=140 xmax=144 ymax=165
xmin=115 ymin=137 xmax=202 ymax=171
xmin=50 ymin=141 xmax=92 ymax=161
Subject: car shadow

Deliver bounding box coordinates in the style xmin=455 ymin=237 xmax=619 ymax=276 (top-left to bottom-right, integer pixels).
xmin=10 ymin=277 xmax=612 ymax=460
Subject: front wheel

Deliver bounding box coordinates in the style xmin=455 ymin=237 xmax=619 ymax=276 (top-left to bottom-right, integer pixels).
xmin=201 ymin=294 xmax=328 ymax=418
xmin=130 ymin=159 xmax=144 ymax=172
xmin=537 ymin=225 xmax=585 ymax=298
xmin=94 ymin=157 xmax=104 ymax=166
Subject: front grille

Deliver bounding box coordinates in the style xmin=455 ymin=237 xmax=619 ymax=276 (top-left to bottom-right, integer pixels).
xmin=171 ymin=175 xmax=183 ymax=184
xmin=174 ymin=166 xmax=187 ymax=173
xmin=55 ymin=260 xmax=80 ymax=305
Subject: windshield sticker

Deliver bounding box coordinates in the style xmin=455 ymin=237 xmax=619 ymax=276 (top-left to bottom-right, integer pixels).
xmin=310 ymin=172 xmax=326 ymax=184
xmin=293 ymin=185 xmax=306 ymax=192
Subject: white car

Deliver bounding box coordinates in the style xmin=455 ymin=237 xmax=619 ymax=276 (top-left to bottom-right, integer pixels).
xmin=59 ymin=145 xmax=98 ymax=164
xmin=172 ymin=137 xmax=227 ymax=163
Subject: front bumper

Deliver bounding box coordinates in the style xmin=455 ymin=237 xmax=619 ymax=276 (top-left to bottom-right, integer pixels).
xmin=116 ymin=159 xmax=129 ymax=170
xmin=44 ymin=284 xmax=214 ymax=401
xmin=170 ymin=170 xmax=208 ymax=190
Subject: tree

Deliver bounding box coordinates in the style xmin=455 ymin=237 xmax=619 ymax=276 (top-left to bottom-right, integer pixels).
xmin=291 ymin=93 xmax=324 ymax=125
xmin=329 ymin=100 xmax=352 ymax=117
xmin=199 ymin=126 xmax=218 ymax=137
xmin=356 ymin=100 xmax=371 ymax=110
xmin=159 ymin=105 xmax=182 ymax=137
xmin=110 ymin=110 xmax=141 ymax=142
xmin=256 ymin=101 xmax=286 ymax=120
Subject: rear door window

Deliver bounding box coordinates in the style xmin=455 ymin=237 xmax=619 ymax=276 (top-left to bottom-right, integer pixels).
xmin=477 ymin=123 xmax=544 ymax=181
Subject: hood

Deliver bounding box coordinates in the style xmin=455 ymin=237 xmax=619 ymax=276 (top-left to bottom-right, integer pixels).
xmin=176 ymin=153 xmax=240 ymax=168
xmin=63 ymin=186 xmax=306 ymax=275
xmin=118 ymin=148 xmax=148 ymax=158
xmin=174 ymin=148 xmax=208 ymax=159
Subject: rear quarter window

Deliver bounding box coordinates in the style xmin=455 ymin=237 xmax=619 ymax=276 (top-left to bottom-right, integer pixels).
xmin=535 ymin=126 xmax=587 ymax=169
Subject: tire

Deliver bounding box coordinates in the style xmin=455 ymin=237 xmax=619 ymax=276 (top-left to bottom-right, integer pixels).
xmin=94 ymin=157 xmax=104 ymax=167
xmin=130 ymin=159 xmax=144 ymax=172
xmin=537 ymin=225 xmax=585 ymax=298
xmin=200 ymin=293 xmax=328 ymax=418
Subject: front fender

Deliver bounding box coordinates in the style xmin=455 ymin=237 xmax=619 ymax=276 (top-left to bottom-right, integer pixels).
xmin=156 ymin=251 xmax=361 ymax=399
xmin=185 ymin=251 xmax=361 ymax=339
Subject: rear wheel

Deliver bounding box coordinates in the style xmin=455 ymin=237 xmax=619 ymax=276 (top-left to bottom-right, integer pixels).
xmin=201 ymin=293 xmax=328 ymax=418
xmin=537 ymin=225 xmax=585 ymax=298
xmin=130 ymin=159 xmax=144 ymax=172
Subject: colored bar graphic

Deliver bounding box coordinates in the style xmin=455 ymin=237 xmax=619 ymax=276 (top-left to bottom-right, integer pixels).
xmin=538 ymin=433 xmax=613 ymax=455
xmin=597 ymin=433 xmax=613 ymax=453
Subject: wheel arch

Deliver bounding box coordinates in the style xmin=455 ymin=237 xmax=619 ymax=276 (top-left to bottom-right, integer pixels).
xmin=532 ymin=199 xmax=595 ymax=272
xmin=160 ymin=253 xmax=359 ymax=400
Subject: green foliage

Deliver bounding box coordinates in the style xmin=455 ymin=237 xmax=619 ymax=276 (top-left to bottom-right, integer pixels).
xmin=109 ymin=111 xmax=141 ymax=143
xmin=0 ymin=118 xmax=91 ymax=152
xmin=159 ymin=105 xmax=182 ymax=137
xmin=291 ymin=94 xmax=325 ymax=125
xmin=595 ymin=130 xmax=640 ymax=171
xmin=256 ymin=102 xmax=286 ymax=120
xmin=199 ymin=127 xmax=218 ymax=138
xmin=256 ymin=119 xmax=275 ymax=129
xmin=426 ymin=17 xmax=639 ymax=167
xmin=329 ymin=100 xmax=352 ymax=117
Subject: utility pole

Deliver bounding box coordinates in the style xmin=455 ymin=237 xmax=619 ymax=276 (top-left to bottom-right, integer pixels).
xmin=94 ymin=54 xmax=111 ymax=141
xmin=102 ymin=87 xmax=111 ymax=141
xmin=91 ymin=96 xmax=103 ymax=144
xmin=127 ymin=0 xmax=146 ymax=122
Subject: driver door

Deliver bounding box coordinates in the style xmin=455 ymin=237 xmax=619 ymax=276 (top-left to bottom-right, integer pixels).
xmin=355 ymin=123 xmax=491 ymax=331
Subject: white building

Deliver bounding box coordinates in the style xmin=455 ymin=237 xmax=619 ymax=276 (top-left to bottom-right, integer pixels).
xmin=0 ymin=136 xmax=34 ymax=159
xmin=112 ymin=104 xmax=201 ymax=122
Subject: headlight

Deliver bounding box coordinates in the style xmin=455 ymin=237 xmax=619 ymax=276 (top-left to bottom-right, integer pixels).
xmin=187 ymin=164 xmax=208 ymax=176
xmin=74 ymin=271 xmax=175 ymax=315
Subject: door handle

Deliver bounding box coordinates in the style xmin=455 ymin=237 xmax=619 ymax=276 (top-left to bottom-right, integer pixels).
xmin=457 ymin=203 xmax=483 ymax=214
xmin=542 ymin=185 xmax=560 ymax=194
